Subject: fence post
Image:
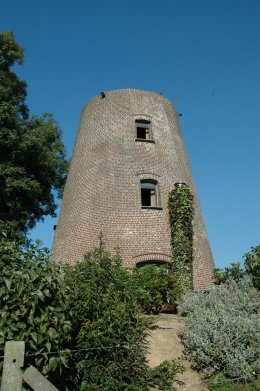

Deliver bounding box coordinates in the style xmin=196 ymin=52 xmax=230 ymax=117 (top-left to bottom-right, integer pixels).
xmin=23 ymin=365 xmax=59 ymax=391
xmin=0 ymin=341 xmax=25 ymax=391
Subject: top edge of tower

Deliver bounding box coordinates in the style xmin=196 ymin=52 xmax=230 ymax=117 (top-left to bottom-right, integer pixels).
xmin=82 ymin=89 xmax=176 ymax=112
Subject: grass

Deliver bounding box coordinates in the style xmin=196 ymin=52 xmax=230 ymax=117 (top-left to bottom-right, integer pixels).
xmin=207 ymin=373 xmax=260 ymax=391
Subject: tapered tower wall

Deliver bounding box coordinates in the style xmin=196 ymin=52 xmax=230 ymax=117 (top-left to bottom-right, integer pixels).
xmin=52 ymin=90 xmax=214 ymax=290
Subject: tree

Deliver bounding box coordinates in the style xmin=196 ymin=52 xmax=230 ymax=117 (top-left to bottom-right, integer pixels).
xmin=213 ymin=262 xmax=245 ymax=285
xmin=244 ymin=244 xmax=260 ymax=291
xmin=0 ymin=31 xmax=68 ymax=239
xmin=213 ymin=245 xmax=260 ymax=291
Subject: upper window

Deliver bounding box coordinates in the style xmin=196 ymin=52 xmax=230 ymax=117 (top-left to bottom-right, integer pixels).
xmin=140 ymin=179 xmax=159 ymax=208
xmin=135 ymin=120 xmax=152 ymax=141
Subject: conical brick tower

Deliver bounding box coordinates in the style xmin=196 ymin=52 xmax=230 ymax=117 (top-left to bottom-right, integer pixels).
xmin=52 ymin=90 xmax=214 ymax=290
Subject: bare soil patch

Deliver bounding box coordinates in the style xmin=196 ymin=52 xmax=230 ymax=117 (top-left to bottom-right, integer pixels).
xmin=147 ymin=314 xmax=209 ymax=391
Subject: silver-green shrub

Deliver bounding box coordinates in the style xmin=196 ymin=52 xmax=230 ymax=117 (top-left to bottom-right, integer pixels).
xmin=178 ymin=280 xmax=260 ymax=380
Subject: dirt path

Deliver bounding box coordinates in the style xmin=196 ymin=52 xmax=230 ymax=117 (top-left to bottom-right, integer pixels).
xmin=147 ymin=314 xmax=209 ymax=391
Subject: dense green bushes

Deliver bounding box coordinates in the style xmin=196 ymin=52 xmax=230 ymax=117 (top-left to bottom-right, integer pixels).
xmin=65 ymin=248 xmax=184 ymax=390
xmin=64 ymin=246 xmax=150 ymax=390
xmin=0 ymin=238 xmax=183 ymax=390
xmin=131 ymin=265 xmax=169 ymax=314
xmin=178 ymin=280 xmax=260 ymax=381
xmin=0 ymin=236 xmax=71 ymax=388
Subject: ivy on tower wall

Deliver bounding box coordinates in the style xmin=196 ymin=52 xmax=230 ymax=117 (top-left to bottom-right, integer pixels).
xmin=168 ymin=183 xmax=194 ymax=300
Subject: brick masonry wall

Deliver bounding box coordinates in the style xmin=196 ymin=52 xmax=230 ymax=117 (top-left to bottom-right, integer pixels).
xmin=51 ymin=89 xmax=214 ymax=290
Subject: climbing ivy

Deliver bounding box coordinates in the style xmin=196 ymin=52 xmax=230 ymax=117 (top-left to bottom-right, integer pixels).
xmin=168 ymin=183 xmax=194 ymax=301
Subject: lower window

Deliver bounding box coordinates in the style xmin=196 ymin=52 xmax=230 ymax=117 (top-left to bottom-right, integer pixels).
xmin=140 ymin=179 xmax=159 ymax=207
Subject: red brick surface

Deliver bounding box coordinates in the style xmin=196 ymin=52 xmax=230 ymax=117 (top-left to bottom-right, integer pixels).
xmin=52 ymin=90 xmax=214 ymax=290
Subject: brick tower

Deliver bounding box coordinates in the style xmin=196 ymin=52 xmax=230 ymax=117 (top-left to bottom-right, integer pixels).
xmin=52 ymin=90 xmax=214 ymax=290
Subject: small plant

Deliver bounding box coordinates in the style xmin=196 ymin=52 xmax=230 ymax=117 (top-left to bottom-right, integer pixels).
xmin=178 ymin=280 xmax=260 ymax=380
xmin=147 ymin=359 xmax=185 ymax=391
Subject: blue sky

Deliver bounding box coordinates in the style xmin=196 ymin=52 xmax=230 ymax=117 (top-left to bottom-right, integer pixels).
xmin=2 ymin=0 xmax=260 ymax=268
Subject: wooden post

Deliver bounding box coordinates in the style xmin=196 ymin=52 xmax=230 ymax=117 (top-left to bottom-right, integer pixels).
xmin=0 ymin=341 xmax=25 ymax=391
xmin=23 ymin=366 xmax=59 ymax=391
xmin=1 ymin=341 xmax=60 ymax=391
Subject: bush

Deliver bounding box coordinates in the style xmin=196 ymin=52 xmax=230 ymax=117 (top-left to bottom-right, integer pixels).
xmin=0 ymin=237 xmax=71 ymax=388
xmin=178 ymin=280 xmax=260 ymax=380
xmin=0 ymin=237 xmax=184 ymax=390
xmin=131 ymin=265 xmax=169 ymax=314
xmin=64 ymin=247 xmax=182 ymax=390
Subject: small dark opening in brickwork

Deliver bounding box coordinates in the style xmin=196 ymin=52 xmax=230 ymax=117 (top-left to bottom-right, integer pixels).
xmin=136 ymin=260 xmax=169 ymax=268
xmin=141 ymin=188 xmax=152 ymax=206
xmin=141 ymin=180 xmax=158 ymax=207
xmin=137 ymin=126 xmax=146 ymax=139
xmin=136 ymin=120 xmax=151 ymax=140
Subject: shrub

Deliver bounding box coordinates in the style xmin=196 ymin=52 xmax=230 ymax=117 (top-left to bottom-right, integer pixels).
xmin=64 ymin=246 xmax=183 ymax=390
xmin=178 ymin=280 xmax=260 ymax=380
xmin=0 ymin=236 xmax=184 ymax=390
xmin=0 ymin=236 xmax=71 ymax=388
xmin=131 ymin=265 xmax=169 ymax=314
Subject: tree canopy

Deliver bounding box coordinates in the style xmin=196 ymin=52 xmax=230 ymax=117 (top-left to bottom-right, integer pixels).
xmin=0 ymin=31 xmax=68 ymax=239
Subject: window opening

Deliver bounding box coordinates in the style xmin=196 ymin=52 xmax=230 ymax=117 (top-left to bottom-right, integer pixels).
xmin=136 ymin=120 xmax=151 ymax=140
xmin=136 ymin=261 xmax=169 ymax=268
xmin=141 ymin=180 xmax=158 ymax=207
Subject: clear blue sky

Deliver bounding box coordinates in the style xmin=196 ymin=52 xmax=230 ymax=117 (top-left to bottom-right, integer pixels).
xmin=2 ymin=0 xmax=260 ymax=268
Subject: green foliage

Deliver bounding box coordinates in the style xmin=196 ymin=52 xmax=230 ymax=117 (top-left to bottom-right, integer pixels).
xmin=207 ymin=373 xmax=260 ymax=391
xmin=244 ymin=245 xmax=260 ymax=291
xmin=168 ymin=183 xmax=194 ymax=300
xmin=146 ymin=359 xmax=185 ymax=391
xmin=64 ymin=246 xmax=183 ymax=390
xmin=178 ymin=281 xmax=260 ymax=380
xmin=0 ymin=237 xmax=184 ymax=390
xmin=64 ymin=246 xmax=149 ymax=390
xmin=0 ymin=31 xmax=68 ymax=239
xmin=0 ymin=236 xmax=71 ymax=387
xmin=213 ymin=245 xmax=260 ymax=291
xmin=214 ymin=263 xmax=245 ymax=285
xmin=131 ymin=265 xmax=169 ymax=314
